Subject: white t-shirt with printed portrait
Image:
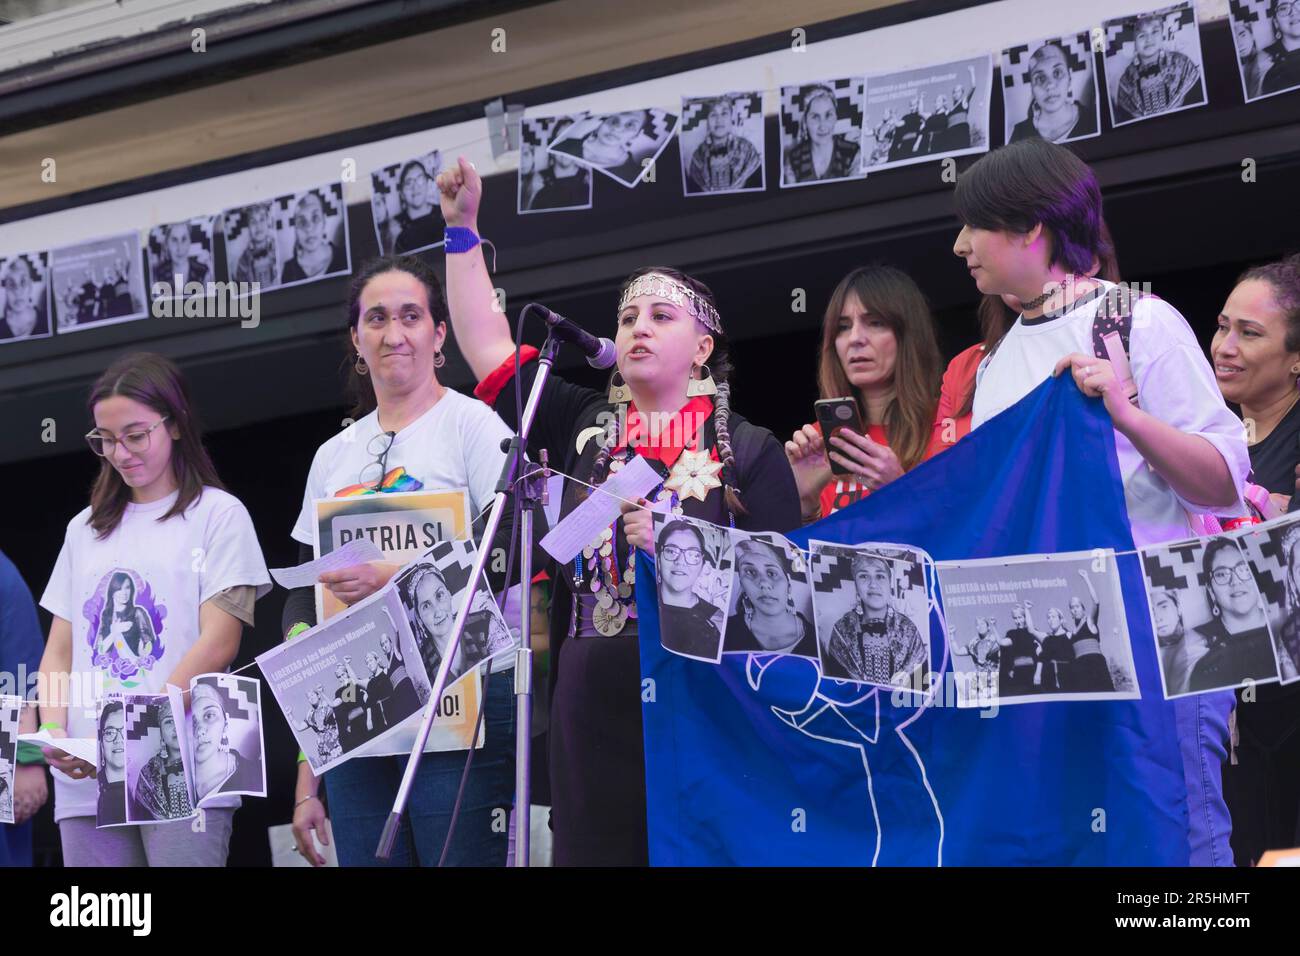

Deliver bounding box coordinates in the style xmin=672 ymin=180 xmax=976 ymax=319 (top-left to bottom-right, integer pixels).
xmin=40 ymin=487 xmax=271 ymax=822
xmin=971 ymin=280 xmax=1250 ymax=548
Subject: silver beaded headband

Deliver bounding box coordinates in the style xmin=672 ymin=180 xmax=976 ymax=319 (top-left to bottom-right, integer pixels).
xmin=618 ymin=272 xmax=723 ymax=334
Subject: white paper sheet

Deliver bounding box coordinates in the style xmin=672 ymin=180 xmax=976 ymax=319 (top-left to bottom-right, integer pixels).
xmin=269 ymin=538 xmax=385 ymax=590
xmin=19 ymin=731 xmax=97 ymax=765
xmin=540 ymin=455 xmax=662 ymax=564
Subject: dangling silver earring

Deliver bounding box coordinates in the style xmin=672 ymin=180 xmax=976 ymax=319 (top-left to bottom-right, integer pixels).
xmin=433 ymin=349 xmax=447 ymax=369
xmin=355 ymin=354 xmax=368 ymax=376
xmin=686 ymin=363 xmax=717 ymax=397
xmin=608 ymin=371 xmax=631 ymax=404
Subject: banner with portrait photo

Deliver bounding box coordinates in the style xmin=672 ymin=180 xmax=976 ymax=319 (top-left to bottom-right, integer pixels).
xmin=1101 ymin=2 xmax=1207 ymax=127
xmin=50 ymin=232 xmax=147 ymax=334
xmin=145 ymin=217 xmax=216 ymax=308
xmin=937 ymin=550 xmax=1139 ymax=707
xmin=1139 ymin=534 xmax=1281 ymax=698
xmin=1001 ymin=32 xmax=1102 ymax=146
xmin=721 ymin=531 xmax=817 ymax=658
xmin=370 ymin=150 xmax=444 ymax=255
xmin=1227 ymin=0 xmax=1300 ymax=102
xmin=678 ymin=91 xmax=765 ymax=196
xmin=311 ymin=487 xmax=472 ymax=623
xmin=547 ymin=108 xmax=680 ymax=188
xmin=861 ymin=54 xmax=991 ymax=173
xmin=652 ymin=513 xmax=732 ymax=663
xmin=518 ymin=116 xmax=593 ymax=214
xmin=1235 ymin=512 xmax=1300 ymax=683
xmin=0 ymin=695 xmax=18 ymax=825
xmin=779 ymin=78 xmax=865 ymax=188
xmin=0 ymin=250 xmax=52 ymax=345
xmin=809 ymin=541 xmax=930 ymax=691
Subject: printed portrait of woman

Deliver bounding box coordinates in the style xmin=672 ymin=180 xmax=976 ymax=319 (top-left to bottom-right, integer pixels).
xmin=655 ymin=519 xmax=727 ymax=662
xmin=782 ymin=83 xmax=862 ymax=185
xmin=1 ymin=256 xmax=49 ymax=341
xmin=824 ymin=551 xmax=926 ymax=687
xmin=1188 ymin=538 xmax=1279 ymax=692
xmin=96 ymin=701 xmax=127 ymax=826
xmin=724 ymin=537 xmax=816 ymax=657
xmin=190 ymin=680 xmax=262 ymax=801
xmin=280 ymin=190 xmax=347 ymax=284
xmin=95 ymin=571 xmax=160 ymax=668
xmin=130 ymin=703 xmax=194 ymax=821
xmin=549 ymin=110 xmax=656 ymax=186
xmin=1008 ymin=40 xmax=1099 ymax=144
xmin=1270 ymin=522 xmax=1300 ymax=680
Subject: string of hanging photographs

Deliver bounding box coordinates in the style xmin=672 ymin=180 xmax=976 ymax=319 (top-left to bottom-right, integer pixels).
xmin=2 ymin=0 xmax=1297 ymax=348
xmin=0 ymin=674 xmax=267 ymax=827
xmin=650 ymin=507 xmax=1300 ymax=711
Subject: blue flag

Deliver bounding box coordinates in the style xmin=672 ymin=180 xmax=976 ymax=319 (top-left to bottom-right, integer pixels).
xmin=636 ymin=376 xmax=1189 ymax=865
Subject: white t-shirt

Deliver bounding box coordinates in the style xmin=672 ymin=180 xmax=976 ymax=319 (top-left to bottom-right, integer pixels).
xmin=971 ymin=281 xmax=1249 ymax=548
xmin=40 ymin=487 xmax=271 ymax=822
xmin=291 ymin=388 xmax=520 ymax=671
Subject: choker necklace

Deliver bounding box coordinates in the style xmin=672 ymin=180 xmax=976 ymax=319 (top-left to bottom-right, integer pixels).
xmin=1021 ymin=275 xmax=1077 ymax=313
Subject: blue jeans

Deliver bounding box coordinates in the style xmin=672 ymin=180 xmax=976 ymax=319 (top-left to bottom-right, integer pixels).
xmin=1175 ymin=691 xmax=1234 ymax=866
xmin=324 ymin=669 xmax=516 ymax=866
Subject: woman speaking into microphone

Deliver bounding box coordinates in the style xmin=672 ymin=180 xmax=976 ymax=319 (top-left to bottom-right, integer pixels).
xmin=436 ymin=157 xmax=800 ymax=865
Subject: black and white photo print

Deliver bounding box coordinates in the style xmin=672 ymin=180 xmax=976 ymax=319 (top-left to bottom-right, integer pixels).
xmin=939 ymin=551 xmax=1138 ymax=706
xmin=0 ymin=695 xmax=18 ymax=825
xmin=124 ymin=695 xmax=195 ymax=824
xmin=222 ymin=200 xmax=280 ymax=288
xmin=809 ymin=541 xmax=929 ymax=689
xmin=678 ymin=92 xmax=765 ymax=195
xmin=1001 ymin=33 xmax=1101 ymax=145
xmin=0 ymin=251 xmax=52 ymax=344
xmin=723 ymin=532 xmax=817 ymax=657
xmin=1228 ymin=0 xmax=1300 ymax=102
xmin=51 ymin=233 xmax=147 ymax=333
xmin=95 ymin=696 xmax=128 ymax=828
xmin=1234 ymin=514 xmax=1300 ymax=683
xmin=779 ymin=78 xmax=865 ymax=187
xmin=370 ymin=150 xmax=444 ymax=255
xmin=146 ymin=217 xmax=216 ymax=301
xmin=1101 ymin=2 xmax=1207 ymax=126
xmin=861 ymin=55 xmax=991 ymax=172
xmin=519 ymin=116 xmax=593 ymax=213
xmin=652 ymin=513 xmax=732 ymax=663
xmin=189 ymin=674 xmax=267 ymax=801
xmin=547 ymin=108 xmax=680 ymax=188
xmin=1140 ymin=534 xmax=1281 ymax=697
xmin=276 ymin=184 xmax=351 ymax=287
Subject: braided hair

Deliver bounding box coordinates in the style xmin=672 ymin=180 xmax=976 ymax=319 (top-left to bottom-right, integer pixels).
xmin=592 ymin=266 xmax=747 ymax=516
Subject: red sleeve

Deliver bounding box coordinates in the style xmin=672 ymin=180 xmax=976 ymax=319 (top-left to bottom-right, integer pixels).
xmin=473 ymin=345 xmax=541 ymax=406
xmin=929 ymin=345 xmax=982 ymax=455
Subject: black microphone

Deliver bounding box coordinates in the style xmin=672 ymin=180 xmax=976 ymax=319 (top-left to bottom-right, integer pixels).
xmin=528 ymin=303 xmax=617 ymax=369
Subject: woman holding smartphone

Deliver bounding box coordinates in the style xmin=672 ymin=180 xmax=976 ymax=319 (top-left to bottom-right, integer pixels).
xmin=785 ymin=265 xmax=944 ymax=522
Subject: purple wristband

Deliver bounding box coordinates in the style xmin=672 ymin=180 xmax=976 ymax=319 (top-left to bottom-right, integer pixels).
xmin=444 ymin=226 xmax=481 ymax=254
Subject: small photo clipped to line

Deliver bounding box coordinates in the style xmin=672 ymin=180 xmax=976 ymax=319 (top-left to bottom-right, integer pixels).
xmin=861 ymin=53 xmax=992 ymax=173
xmin=0 ymin=695 xmax=19 ymax=826
xmin=370 ymin=149 xmax=445 ymax=255
xmin=1231 ymin=513 xmax=1300 ymax=683
xmin=518 ymin=115 xmax=593 ymax=214
xmin=678 ymin=91 xmax=765 ymax=196
xmin=546 ymin=108 xmax=680 ymax=188
xmin=1139 ymin=533 xmax=1281 ymax=698
xmin=652 ymin=512 xmax=733 ymax=663
xmin=145 ymin=217 xmax=216 ymax=305
xmin=722 ymin=531 xmax=816 ymax=658
xmin=190 ymin=673 xmax=267 ymax=802
xmin=0 ymin=250 xmax=53 ymax=344
xmin=1100 ymin=1 xmax=1207 ymax=127
xmin=808 ymin=540 xmax=929 ymax=691
xmin=222 ymin=182 xmax=351 ymax=295
xmin=1227 ymin=0 xmax=1300 ymax=103
xmin=938 ymin=550 xmax=1139 ymax=707
xmin=1001 ymin=32 xmax=1102 ymax=146
xmin=95 ymin=695 xmax=128 ymax=828
xmin=124 ymin=695 xmax=195 ymax=825
xmin=779 ymin=77 xmax=865 ymax=187
xmin=50 ymin=231 xmax=148 ymax=334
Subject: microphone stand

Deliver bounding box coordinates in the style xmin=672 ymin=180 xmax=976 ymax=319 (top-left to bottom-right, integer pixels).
xmin=377 ymin=323 xmax=560 ymax=863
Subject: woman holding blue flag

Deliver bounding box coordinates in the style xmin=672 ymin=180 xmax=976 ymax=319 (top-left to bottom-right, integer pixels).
xmin=952 ymin=137 xmax=1250 ymax=865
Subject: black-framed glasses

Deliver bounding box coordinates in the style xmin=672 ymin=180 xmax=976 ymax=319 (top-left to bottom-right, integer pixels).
xmin=85 ymin=416 xmax=170 ymax=457
xmin=661 ymin=545 xmax=704 ymax=565
xmin=101 ymin=727 xmax=123 ymax=743
xmin=1209 ymin=565 xmax=1253 ymax=587
xmin=359 ymin=431 xmax=397 ymax=490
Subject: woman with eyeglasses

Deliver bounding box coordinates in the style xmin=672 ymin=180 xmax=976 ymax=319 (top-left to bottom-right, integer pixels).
xmin=1188 ymin=539 xmax=1279 ymax=693
xmin=36 ymin=351 xmax=270 ymax=865
xmin=282 ymin=253 xmax=520 ymax=868
xmin=656 ymin=520 xmax=724 ymax=661
xmin=96 ymin=701 xmax=127 ymax=826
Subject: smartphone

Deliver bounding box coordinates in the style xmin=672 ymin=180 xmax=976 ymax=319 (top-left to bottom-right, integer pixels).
xmin=815 ymin=398 xmax=865 ymax=477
